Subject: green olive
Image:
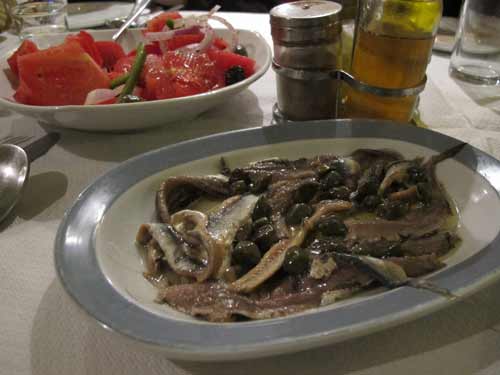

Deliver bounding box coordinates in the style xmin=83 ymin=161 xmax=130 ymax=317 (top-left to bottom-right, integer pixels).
xmin=233 ymin=241 xmax=261 ymax=267
xmin=323 ymin=170 xmax=344 ymax=189
xmin=230 ymin=180 xmax=248 ymax=195
xmin=285 ymin=203 xmax=313 ymax=226
xmin=362 ymin=195 xmax=382 ymax=210
xmin=295 ymin=182 xmax=319 ymax=203
xmin=252 ymin=197 xmax=271 ymax=220
xmin=317 ymin=216 xmax=347 ymax=237
xmin=376 ymin=200 xmax=409 ymax=220
xmin=252 ymin=224 xmax=278 ymax=252
xmin=252 ymin=216 xmax=270 ymax=230
xmin=283 ymin=246 xmax=310 ymax=274
xmin=235 ymin=221 xmax=252 ymax=242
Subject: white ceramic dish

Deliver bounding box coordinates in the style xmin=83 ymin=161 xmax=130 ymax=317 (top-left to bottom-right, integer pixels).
xmin=0 ymin=28 xmax=271 ymax=132
xmin=55 ymin=120 xmax=500 ymax=361
xmin=66 ymin=2 xmax=150 ymax=30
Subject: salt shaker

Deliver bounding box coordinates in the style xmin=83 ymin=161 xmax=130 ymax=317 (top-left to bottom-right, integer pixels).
xmin=270 ymin=1 xmax=343 ymax=121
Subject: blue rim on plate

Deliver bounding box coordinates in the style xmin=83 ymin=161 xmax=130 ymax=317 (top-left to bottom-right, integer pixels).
xmin=54 ymin=119 xmax=500 ymax=361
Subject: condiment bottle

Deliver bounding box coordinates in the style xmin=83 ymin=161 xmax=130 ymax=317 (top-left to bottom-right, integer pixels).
xmin=342 ymin=0 xmax=442 ymax=123
xmin=270 ymin=1 xmax=343 ymax=121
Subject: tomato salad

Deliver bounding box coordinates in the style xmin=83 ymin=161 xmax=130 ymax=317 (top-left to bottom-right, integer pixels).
xmin=7 ymin=8 xmax=256 ymax=106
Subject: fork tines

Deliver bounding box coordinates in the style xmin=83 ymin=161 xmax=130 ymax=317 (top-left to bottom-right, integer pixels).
xmin=0 ymin=135 xmax=33 ymax=145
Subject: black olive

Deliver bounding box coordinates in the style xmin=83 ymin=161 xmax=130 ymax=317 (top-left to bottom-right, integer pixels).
xmin=317 ymin=216 xmax=347 ymax=237
xmin=376 ymin=200 xmax=409 ymax=220
xmin=252 ymin=197 xmax=271 ymax=220
xmin=235 ymin=221 xmax=252 ymax=242
xmin=120 ymin=94 xmax=142 ymax=103
xmin=416 ymin=182 xmax=432 ymax=203
xmin=285 ymin=203 xmax=313 ymax=226
xmin=233 ymin=241 xmax=261 ymax=267
xmin=249 ymin=175 xmax=271 ymax=194
xmin=252 ymin=224 xmax=278 ymax=252
xmin=283 ymin=246 xmax=310 ymax=274
xmin=329 ymin=186 xmax=351 ymax=200
xmin=323 ymin=170 xmax=344 ymax=189
xmin=295 ymin=182 xmax=319 ymax=203
xmin=408 ymin=166 xmax=428 ymax=184
xmin=233 ymin=44 xmax=248 ymax=57
xmin=252 ymin=217 xmax=270 ymax=230
xmin=225 ymin=65 xmax=246 ymax=85
xmin=362 ymin=195 xmax=382 ymax=210
xmin=230 ymin=180 xmax=248 ymax=195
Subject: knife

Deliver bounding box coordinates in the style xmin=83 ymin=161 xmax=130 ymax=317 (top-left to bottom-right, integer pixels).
xmin=23 ymin=132 xmax=60 ymax=163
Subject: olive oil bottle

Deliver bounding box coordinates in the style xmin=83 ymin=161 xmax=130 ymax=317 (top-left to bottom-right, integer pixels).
xmin=343 ymin=0 xmax=442 ymax=123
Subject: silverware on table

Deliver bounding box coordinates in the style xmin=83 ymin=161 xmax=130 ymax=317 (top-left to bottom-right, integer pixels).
xmin=112 ymin=0 xmax=153 ymax=41
xmin=0 ymin=132 xmax=60 ymax=222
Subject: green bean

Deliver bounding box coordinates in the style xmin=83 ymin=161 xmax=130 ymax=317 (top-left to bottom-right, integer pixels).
xmin=110 ymin=73 xmax=130 ymax=89
xmin=118 ymin=43 xmax=146 ymax=103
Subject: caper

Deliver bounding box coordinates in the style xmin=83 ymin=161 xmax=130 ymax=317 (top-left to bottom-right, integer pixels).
xmin=408 ymin=166 xmax=428 ymax=184
xmin=295 ymin=182 xmax=319 ymax=203
xmin=252 ymin=216 xmax=270 ymax=230
xmin=249 ymin=175 xmax=271 ymax=194
xmin=323 ymin=170 xmax=344 ymax=189
xmin=120 ymin=94 xmax=142 ymax=103
xmin=329 ymin=159 xmax=346 ymax=175
xmin=362 ymin=194 xmax=382 ymax=210
xmin=285 ymin=203 xmax=313 ymax=226
xmin=283 ymin=246 xmax=310 ymax=274
xmin=252 ymin=224 xmax=278 ymax=252
xmin=376 ymin=200 xmax=409 ymax=220
xmin=233 ymin=241 xmax=261 ymax=267
xmin=317 ymin=216 xmax=347 ymax=237
xmin=230 ymin=180 xmax=248 ymax=195
xmin=252 ymin=197 xmax=271 ymax=220
xmin=329 ymin=186 xmax=351 ymax=201
xmin=235 ymin=221 xmax=252 ymax=241
xmin=233 ymin=44 xmax=248 ymax=57
xmin=416 ymin=182 xmax=432 ymax=203
xmin=317 ymin=164 xmax=331 ymax=177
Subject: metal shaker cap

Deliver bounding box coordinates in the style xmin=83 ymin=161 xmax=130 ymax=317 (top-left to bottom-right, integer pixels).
xmin=270 ymin=1 xmax=342 ymax=29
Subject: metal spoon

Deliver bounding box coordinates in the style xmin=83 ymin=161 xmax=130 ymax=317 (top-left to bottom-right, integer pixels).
xmin=0 ymin=144 xmax=29 ymax=223
xmin=0 ymin=132 xmax=60 ymax=222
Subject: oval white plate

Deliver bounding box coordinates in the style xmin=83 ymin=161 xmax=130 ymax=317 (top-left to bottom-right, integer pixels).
xmin=0 ymin=28 xmax=271 ymax=131
xmin=55 ymin=120 xmax=500 ymax=361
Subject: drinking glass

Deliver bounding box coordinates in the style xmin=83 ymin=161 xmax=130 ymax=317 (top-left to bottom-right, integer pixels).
xmin=8 ymin=0 xmax=67 ymax=39
xmin=449 ymin=0 xmax=500 ymax=85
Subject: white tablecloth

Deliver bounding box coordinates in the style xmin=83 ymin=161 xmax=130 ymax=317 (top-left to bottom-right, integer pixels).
xmin=1 ymin=12 xmax=500 ymax=375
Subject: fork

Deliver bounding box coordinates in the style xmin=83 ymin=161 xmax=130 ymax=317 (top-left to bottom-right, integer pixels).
xmin=0 ymin=135 xmax=33 ymax=145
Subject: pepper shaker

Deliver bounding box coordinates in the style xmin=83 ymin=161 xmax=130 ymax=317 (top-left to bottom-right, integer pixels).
xmin=270 ymin=1 xmax=343 ymax=121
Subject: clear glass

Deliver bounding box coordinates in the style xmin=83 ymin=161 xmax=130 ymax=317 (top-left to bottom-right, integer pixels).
xmin=449 ymin=0 xmax=500 ymax=85
xmin=342 ymin=0 xmax=442 ymax=123
xmin=8 ymin=0 xmax=67 ymax=39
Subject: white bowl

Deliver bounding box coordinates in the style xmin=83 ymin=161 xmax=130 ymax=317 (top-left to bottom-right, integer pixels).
xmin=0 ymin=28 xmax=271 ymax=132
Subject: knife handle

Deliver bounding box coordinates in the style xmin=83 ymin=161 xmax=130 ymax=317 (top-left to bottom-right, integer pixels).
xmin=24 ymin=132 xmax=60 ymax=163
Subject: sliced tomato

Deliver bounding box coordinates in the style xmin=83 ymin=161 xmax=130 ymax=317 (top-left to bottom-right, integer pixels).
xmin=146 ymin=12 xmax=182 ymax=33
xmin=155 ymin=51 xmax=223 ymax=100
xmin=95 ymin=41 xmax=125 ymax=71
xmin=7 ymin=40 xmax=39 ymax=77
xmin=166 ymin=34 xmax=204 ymax=50
xmin=207 ymin=48 xmax=255 ymax=77
xmin=15 ymin=42 xmax=110 ymax=106
xmin=213 ymin=37 xmax=228 ymax=50
xmin=127 ymin=43 xmax=162 ymax=57
xmin=66 ymin=30 xmax=104 ymax=67
xmin=113 ymin=55 xmax=135 ymax=74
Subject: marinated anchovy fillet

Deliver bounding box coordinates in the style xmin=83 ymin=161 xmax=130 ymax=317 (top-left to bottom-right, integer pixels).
xmin=136 ymin=145 xmax=465 ymax=321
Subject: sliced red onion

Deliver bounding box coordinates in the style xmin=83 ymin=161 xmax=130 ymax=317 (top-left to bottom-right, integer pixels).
xmin=144 ymin=30 xmax=176 ymax=42
xmin=193 ymin=26 xmax=214 ymax=52
xmin=208 ymin=15 xmax=238 ymax=51
xmin=84 ymin=85 xmax=124 ymax=105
